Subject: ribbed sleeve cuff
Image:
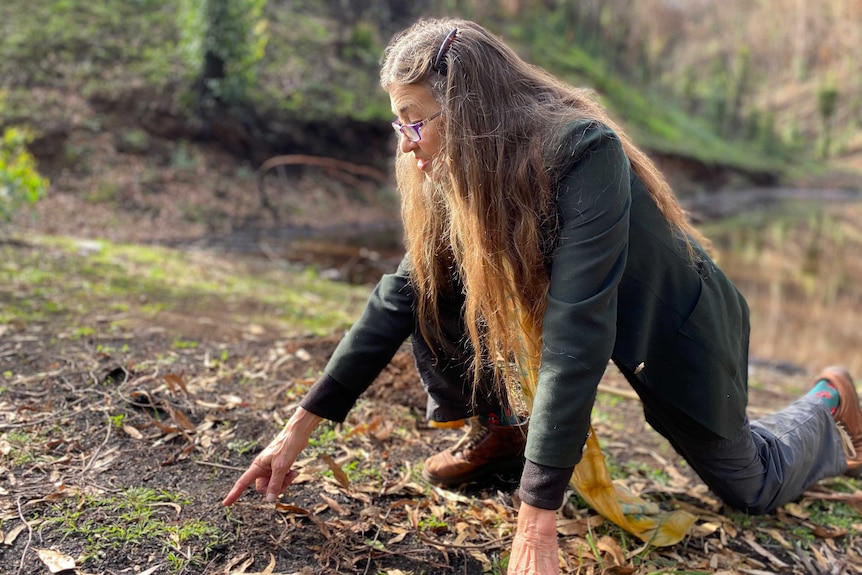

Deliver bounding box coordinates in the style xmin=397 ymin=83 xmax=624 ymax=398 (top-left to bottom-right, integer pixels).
xmin=299 ymin=373 xmax=361 ymax=423
xmin=518 ymin=459 xmax=576 ymax=510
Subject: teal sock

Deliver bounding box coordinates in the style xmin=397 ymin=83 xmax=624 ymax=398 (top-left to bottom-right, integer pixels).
xmin=808 ymin=379 xmax=840 ymax=412
xmin=487 ymin=409 xmax=522 ymax=426
xmin=499 ymin=408 xmax=522 ymax=426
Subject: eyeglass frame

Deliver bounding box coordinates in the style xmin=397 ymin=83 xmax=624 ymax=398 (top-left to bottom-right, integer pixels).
xmin=391 ymin=109 xmax=443 ymax=143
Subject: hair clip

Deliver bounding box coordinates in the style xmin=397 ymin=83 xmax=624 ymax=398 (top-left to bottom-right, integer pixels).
xmin=432 ymin=28 xmax=458 ymax=74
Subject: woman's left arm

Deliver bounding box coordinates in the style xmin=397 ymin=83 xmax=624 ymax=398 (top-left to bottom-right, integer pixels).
xmin=510 ymin=122 xmax=632 ymax=573
xmin=524 ymin=121 xmax=632 ymax=482
xmin=508 ymin=503 xmax=560 ymax=575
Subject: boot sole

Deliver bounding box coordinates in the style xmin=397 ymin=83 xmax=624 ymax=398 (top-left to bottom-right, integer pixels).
xmin=820 ymin=366 xmax=862 ymax=477
xmin=422 ymin=456 xmax=525 ymax=487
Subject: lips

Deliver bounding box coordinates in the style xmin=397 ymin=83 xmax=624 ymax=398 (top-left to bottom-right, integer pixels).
xmin=416 ymin=157 xmax=431 ymax=171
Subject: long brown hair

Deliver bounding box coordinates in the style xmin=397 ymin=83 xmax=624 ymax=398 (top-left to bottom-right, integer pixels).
xmin=380 ymin=18 xmax=708 ymax=406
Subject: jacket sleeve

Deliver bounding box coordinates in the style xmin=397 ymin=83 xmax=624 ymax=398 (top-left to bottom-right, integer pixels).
xmin=520 ymin=121 xmax=631 ymax=508
xmin=300 ymin=256 xmax=416 ymax=421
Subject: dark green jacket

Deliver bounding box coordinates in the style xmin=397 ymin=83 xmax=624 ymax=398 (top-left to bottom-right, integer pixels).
xmin=304 ymin=120 xmax=750 ymax=475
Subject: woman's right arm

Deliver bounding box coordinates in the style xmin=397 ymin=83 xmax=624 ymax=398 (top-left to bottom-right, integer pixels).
xmin=222 ymin=406 xmax=323 ymax=506
xmin=223 ymin=256 xmax=416 ymax=505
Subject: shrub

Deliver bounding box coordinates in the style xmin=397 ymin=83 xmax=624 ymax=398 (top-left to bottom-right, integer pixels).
xmin=177 ymin=0 xmax=269 ymax=109
xmin=0 ymin=126 xmax=48 ymax=222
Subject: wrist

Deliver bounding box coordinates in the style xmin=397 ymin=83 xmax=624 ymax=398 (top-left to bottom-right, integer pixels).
xmin=517 ymin=501 xmax=558 ymax=536
xmin=283 ymin=407 xmax=323 ymax=438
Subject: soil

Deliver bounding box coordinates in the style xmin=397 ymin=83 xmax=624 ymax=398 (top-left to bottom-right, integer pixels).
xmin=3 ymin=308 xmax=861 ymax=575
xmin=2 ymin=96 xmax=862 ymax=575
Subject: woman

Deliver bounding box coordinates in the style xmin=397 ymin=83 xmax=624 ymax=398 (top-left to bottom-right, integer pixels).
xmin=224 ymin=18 xmax=862 ymax=574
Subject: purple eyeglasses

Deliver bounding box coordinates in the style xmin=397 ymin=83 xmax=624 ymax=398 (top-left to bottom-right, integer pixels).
xmin=390 ymin=29 xmax=457 ymax=143
xmin=391 ymin=109 xmax=443 ymax=143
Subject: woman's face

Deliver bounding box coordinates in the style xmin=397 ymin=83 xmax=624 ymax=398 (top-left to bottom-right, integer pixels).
xmin=389 ymin=83 xmax=443 ymax=176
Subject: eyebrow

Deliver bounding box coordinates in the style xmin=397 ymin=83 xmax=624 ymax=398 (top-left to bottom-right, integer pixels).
xmin=394 ymin=98 xmax=428 ymax=118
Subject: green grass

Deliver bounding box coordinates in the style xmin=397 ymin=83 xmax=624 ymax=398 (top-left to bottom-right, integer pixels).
xmin=45 ymin=487 xmax=228 ymax=572
xmin=0 ymin=234 xmax=371 ymax=338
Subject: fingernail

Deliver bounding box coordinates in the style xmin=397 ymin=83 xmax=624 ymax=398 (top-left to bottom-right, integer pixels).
xmin=265 ymin=493 xmax=276 ymax=503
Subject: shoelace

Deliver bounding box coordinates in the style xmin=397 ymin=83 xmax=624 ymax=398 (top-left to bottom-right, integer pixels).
xmin=835 ymin=422 xmax=858 ymax=459
xmin=450 ymin=417 xmax=489 ymax=454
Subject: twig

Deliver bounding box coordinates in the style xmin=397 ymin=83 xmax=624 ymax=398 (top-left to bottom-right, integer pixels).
xmin=363 ymin=507 xmax=394 ymax=575
xmin=258 ymin=154 xmax=388 ymax=184
xmin=15 ymin=496 xmax=34 ymax=575
xmin=596 ymin=382 xmax=641 ymax=402
xmin=257 ymin=154 xmax=389 ymax=222
xmin=10 ymin=368 xmax=66 ymax=385
xmin=801 ymin=489 xmax=862 ymax=503
xmin=192 ymin=460 xmax=247 ymax=472
xmin=416 ymin=531 xmax=512 ymax=551
xmin=0 ymin=412 xmax=78 ymax=430
xmin=80 ymin=416 xmax=113 ymax=478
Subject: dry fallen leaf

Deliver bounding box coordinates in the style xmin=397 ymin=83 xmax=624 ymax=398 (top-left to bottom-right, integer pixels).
xmin=597 ymin=535 xmax=627 ymax=567
xmin=35 ymin=548 xmax=76 ymax=573
xmin=783 ymin=501 xmax=810 ymax=519
xmin=3 ymin=522 xmax=28 ymax=546
xmin=122 ymin=424 xmax=143 ymax=439
xmin=223 ymin=552 xmax=254 ymax=573
xmin=743 ymin=533 xmax=789 ymax=569
xmin=556 ymin=515 xmax=604 ymax=536
xmin=321 ymin=494 xmax=349 ymax=516
xmin=809 ymin=523 xmax=848 ymax=538
xmin=320 ymin=453 xmax=350 ymax=489
xmin=163 ymin=372 xmax=189 ymax=395
xmin=691 ymin=521 xmax=721 ymax=537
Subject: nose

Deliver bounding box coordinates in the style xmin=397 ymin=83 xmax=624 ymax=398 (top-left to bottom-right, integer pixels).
xmin=399 ymin=133 xmax=418 ymax=154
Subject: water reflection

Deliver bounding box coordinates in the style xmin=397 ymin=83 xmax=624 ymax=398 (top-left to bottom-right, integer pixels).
xmin=190 ymin=197 xmax=862 ymax=378
xmin=704 ymin=201 xmax=862 ymax=378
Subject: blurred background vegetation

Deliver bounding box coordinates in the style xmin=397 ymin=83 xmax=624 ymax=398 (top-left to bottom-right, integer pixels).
xmin=1 ymin=0 xmax=860 ymax=373
xmin=2 ymin=0 xmax=861 ymax=188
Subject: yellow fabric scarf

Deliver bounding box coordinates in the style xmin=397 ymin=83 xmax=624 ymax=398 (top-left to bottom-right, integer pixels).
xmin=515 ymin=329 xmax=696 ymax=546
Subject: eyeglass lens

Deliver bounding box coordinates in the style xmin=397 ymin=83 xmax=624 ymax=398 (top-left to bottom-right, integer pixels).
xmin=392 ymin=121 xmax=421 ymax=142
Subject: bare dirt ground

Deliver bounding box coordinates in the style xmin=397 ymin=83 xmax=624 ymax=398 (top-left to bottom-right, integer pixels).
xmin=3 ymin=311 xmax=862 ymax=575
xmin=3 ymin=120 xmax=862 ymax=574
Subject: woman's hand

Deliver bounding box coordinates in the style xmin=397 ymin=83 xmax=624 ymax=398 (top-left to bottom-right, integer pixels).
xmin=222 ymin=407 xmax=323 ymax=506
xmin=507 ymin=502 xmax=559 ymax=575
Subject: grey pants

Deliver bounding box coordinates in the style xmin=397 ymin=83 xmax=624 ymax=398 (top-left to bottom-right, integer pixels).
xmin=413 ymin=328 xmax=848 ymax=514
xmin=639 ymin=387 xmax=848 ymax=514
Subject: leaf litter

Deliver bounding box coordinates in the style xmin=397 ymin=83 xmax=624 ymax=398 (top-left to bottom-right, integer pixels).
xmin=1 ymin=322 xmax=861 ymax=574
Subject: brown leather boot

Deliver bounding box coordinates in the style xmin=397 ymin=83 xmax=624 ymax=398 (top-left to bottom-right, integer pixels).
xmin=818 ymin=366 xmax=862 ymax=477
xmin=422 ymin=415 xmax=527 ymax=486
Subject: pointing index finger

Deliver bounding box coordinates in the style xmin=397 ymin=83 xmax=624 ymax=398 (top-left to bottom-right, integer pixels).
xmin=222 ymin=465 xmax=267 ymax=506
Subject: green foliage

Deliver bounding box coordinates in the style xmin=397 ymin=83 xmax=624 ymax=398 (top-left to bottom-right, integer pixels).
xmin=0 ymin=0 xmax=181 ymax=92
xmin=47 ymin=487 xmax=227 ymax=572
xmin=417 ymin=516 xmax=449 ymax=532
xmin=0 ymin=124 xmax=48 ymax=223
xmin=818 ymin=81 xmax=839 ymax=159
xmin=818 ymin=83 xmax=839 ymax=122
xmin=504 ymin=14 xmax=783 ymax=174
xmin=177 ymin=0 xmax=269 ymax=107
xmin=226 ymin=438 xmax=258 ymax=454
xmin=307 ymin=421 xmax=339 ymax=452
xmin=488 ymin=553 xmax=509 ymax=575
